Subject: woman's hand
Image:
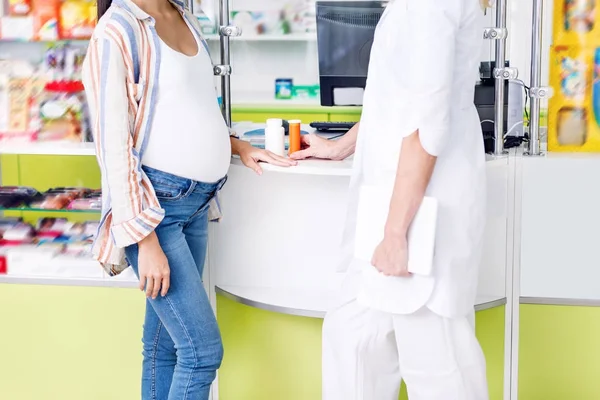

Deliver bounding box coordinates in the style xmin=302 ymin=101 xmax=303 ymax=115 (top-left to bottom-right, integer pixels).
xmin=234 ymin=139 xmax=297 ymax=175
xmin=138 ymin=232 xmax=170 ymax=299
xmin=371 ymin=234 xmax=411 ymax=277
xmin=290 ymin=133 xmax=344 ymax=161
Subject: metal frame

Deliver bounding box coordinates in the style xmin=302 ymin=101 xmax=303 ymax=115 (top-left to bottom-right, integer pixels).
xmin=527 ymin=0 xmax=548 ymax=156
xmin=218 ymin=0 xmax=232 ymax=126
xmin=493 ymin=0 xmax=509 ymax=156
xmin=215 ymin=0 xmax=241 ymax=127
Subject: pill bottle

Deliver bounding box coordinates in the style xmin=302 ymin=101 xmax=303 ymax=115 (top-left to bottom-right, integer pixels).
xmin=265 ymin=118 xmax=285 ymax=156
xmin=288 ymin=119 xmax=302 ymax=154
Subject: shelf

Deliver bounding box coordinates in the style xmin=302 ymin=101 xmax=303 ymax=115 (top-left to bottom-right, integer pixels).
xmin=0 ymin=274 xmax=138 ymax=288
xmin=204 ymin=34 xmax=316 ymax=42
xmin=0 ymin=141 xmax=95 ymax=156
xmin=0 ymin=39 xmax=89 ymax=45
xmin=0 ymin=35 xmax=317 ymax=43
xmin=0 ymin=207 xmax=100 ymax=213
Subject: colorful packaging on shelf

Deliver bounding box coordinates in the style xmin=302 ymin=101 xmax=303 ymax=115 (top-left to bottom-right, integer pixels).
xmin=29 ymin=187 xmax=90 ymax=210
xmin=58 ymin=0 xmax=95 ymax=39
xmin=275 ymin=78 xmax=293 ymax=99
xmin=548 ymin=45 xmax=593 ymax=150
xmin=32 ymin=0 xmax=60 ymax=41
xmin=38 ymin=80 xmax=89 ymax=142
xmin=553 ymin=0 xmax=597 ymax=45
xmin=0 ymin=74 xmax=9 ymax=133
xmin=548 ymin=1 xmax=600 ymax=151
xmin=67 ymin=189 xmax=101 ymax=210
xmin=1 ymin=222 xmax=35 ymax=244
xmin=0 ymin=186 xmax=42 ymax=208
xmin=8 ymin=77 xmax=32 ymax=132
xmin=8 ymin=0 xmax=32 ymax=16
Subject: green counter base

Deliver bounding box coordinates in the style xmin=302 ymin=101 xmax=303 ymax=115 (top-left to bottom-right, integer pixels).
xmin=519 ymin=304 xmax=600 ymax=400
xmin=0 ymin=284 xmax=144 ymax=400
xmin=4 ymin=287 xmax=599 ymax=400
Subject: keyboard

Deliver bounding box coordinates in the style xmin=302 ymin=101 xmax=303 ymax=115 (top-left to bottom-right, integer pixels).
xmin=310 ymin=121 xmax=356 ymax=133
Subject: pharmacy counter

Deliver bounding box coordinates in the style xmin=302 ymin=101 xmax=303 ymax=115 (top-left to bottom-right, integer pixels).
xmin=208 ymin=155 xmax=512 ymax=318
xmin=210 ymin=155 xmax=512 ymax=400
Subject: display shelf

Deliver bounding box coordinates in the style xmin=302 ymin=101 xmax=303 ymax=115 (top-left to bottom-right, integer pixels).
xmin=0 ymin=207 xmax=100 ymax=213
xmin=0 ymin=39 xmax=89 ymax=43
xmin=204 ymin=33 xmax=316 ymax=42
xmin=0 ymin=141 xmax=95 ymax=156
xmin=0 ymin=274 xmax=138 ymax=288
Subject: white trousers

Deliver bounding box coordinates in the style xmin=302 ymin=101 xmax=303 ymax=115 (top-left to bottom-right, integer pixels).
xmin=322 ymin=297 xmax=489 ymax=400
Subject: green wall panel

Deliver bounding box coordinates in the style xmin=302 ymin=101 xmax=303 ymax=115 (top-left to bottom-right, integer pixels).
xmin=0 ymin=155 xmax=20 ymax=184
xmin=16 ymin=155 xmax=100 ymax=190
xmin=329 ymin=113 xmax=361 ymax=122
xmin=233 ymin=112 xmax=327 ymax=124
xmin=217 ymin=294 xmax=505 ymax=400
xmin=519 ymin=304 xmax=600 ymax=400
xmin=0 ymin=284 xmax=144 ymax=400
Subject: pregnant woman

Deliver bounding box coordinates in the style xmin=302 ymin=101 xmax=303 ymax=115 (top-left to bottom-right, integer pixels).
xmin=83 ymin=0 xmax=295 ymax=398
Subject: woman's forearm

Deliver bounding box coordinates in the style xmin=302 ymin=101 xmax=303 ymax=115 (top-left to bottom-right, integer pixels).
xmin=230 ymin=137 xmax=250 ymax=156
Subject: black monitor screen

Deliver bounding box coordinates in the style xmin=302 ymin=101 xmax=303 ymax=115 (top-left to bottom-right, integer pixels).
xmin=316 ymin=1 xmax=387 ymax=106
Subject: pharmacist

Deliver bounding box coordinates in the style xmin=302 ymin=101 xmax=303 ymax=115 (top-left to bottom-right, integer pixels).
xmin=291 ymin=0 xmax=489 ymax=398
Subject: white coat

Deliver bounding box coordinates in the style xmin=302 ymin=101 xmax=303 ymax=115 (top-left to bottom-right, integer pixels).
xmin=339 ymin=0 xmax=487 ymax=319
xmin=324 ymin=2 xmax=490 ymax=398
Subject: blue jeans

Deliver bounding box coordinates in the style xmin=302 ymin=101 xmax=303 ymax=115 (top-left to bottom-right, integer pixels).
xmin=125 ymin=166 xmax=227 ymax=400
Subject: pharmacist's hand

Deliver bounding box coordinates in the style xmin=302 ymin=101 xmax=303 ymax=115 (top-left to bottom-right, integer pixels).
xmin=138 ymin=232 xmax=170 ymax=299
xmin=238 ymin=142 xmax=297 ymax=175
xmin=290 ymin=134 xmax=339 ymax=160
xmin=371 ymin=234 xmax=410 ymax=277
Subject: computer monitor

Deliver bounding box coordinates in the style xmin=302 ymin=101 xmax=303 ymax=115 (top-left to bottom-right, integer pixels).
xmin=316 ymin=1 xmax=387 ymax=107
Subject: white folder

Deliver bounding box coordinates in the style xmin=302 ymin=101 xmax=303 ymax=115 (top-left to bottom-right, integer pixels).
xmin=354 ymin=185 xmax=438 ymax=276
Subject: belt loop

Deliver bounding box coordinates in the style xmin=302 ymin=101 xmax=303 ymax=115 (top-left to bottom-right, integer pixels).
xmin=218 ymin=175 xmax=228 ymax=191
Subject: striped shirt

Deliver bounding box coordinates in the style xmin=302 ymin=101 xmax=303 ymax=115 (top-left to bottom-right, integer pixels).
xmin=82 ymin=0 xmax=222 ymax=275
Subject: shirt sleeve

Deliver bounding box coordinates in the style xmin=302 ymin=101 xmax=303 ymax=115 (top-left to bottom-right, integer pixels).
xmin=402 ymin=0 xmax=460 ymax=157
xmin=83 ymin=34 xmax=164 ymax=248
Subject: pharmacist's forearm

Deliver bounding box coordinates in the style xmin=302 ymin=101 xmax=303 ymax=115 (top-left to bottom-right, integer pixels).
xmin=335 ymin=122 xmax=360 ymax=159
xmin=385 ymin=131 xmax=436 ymax=238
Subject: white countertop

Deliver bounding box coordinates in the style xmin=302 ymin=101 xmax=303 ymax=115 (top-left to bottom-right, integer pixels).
xmin=230 ymin=156 xmax=353 ymax=176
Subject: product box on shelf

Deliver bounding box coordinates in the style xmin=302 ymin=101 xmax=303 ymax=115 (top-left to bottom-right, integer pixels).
xmin=0 ymin=216 xmax=104 ymax=278
xmin=58 ymin=0 xmax=95 ymax=40
xmin=32 ymin=0 xmax=60 ymax=41
xmin=553 ymin=0 xmax=598 ymax=46
xmin=0 ymin=45 xmax=91 ymax=143
xmin=8 ymin=0 xmax=32 ymax=16
xmin=547 ymin=45 xmax=596 ymax=151
xmin=0 ymin=186 xmax=101 ymax=211
xmin=548 ymin=1 xmax=600 ymax=151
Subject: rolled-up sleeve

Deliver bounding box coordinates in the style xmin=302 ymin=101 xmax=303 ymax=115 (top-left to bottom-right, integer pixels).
xmin=402 ymin=0 xmax=459 ymax=157
xmin=83 ymin=33 xmax=164 ymax=248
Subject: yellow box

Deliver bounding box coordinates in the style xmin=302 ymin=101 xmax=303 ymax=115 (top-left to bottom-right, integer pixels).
xmin=547 ymin=45 xmax=600 ymax=151
xmin=553 ymin=0 xmax=600 ymax=46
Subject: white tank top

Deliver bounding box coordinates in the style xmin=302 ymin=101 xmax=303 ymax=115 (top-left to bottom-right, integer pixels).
xmin=142 ymin=27 xmax=231 ymax=183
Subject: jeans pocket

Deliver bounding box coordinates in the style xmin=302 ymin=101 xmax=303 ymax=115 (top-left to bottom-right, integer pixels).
xmin=143 ymin=166 xmax=191 ymax=202
xmin=153 ymin=181 xmax=184 ymax=202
